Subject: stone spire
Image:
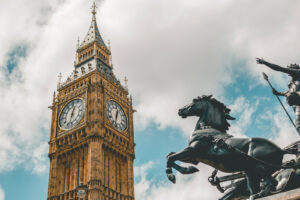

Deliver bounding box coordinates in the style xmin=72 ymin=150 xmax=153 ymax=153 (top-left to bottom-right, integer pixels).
xmin=91 ymin=1 xmax=97 ymax=16
xmin=79 ymin=1 xmax=109 ymax=52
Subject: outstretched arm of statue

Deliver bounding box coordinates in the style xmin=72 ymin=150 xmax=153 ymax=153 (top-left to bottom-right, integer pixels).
xmin=272 ymin=88 xmax=287 ymax=96
xmin=256 ymin=58 xmax=293 ymax=75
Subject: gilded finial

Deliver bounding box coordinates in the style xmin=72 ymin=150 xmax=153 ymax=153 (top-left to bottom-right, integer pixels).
xmin=91 ymin=1 xmax=97 ymax=16
xmin=108 ymin=40 xmax=111 ymax=51
xmin=124 ymin=76 xmax=128 ymax=90
xmin=58 ymin=73 xmax=62 ymax=87
xmin=108 ymin=40 xmax=112 ymax=66
xmin=77 ymin=37 xmax=80 ymax=49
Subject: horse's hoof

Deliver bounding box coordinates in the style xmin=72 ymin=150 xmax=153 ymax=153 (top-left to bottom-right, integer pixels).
xmin=248 ymin=195 xmax=255 ymax=200
xmin=166 ymin=168 xmax=172 ymax=174
xmin=187 ymin=166 xmax=199 ymax=173
xmin=167 ymin=174 xmax=176 ymax=184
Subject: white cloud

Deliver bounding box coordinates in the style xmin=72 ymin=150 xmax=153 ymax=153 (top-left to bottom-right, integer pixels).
xmin=0 ymin=186 xmax=4 ymax=200
xmin=0 ymin=0 xmax=82 ymax=173
xmin=227 ymin=95 xmax=299 ymax=150
xmin=1 ymin=1 xmax=300 ymax=200
xmin=256 ymin=103 xmax=299 ymax=162
xmin=101 ymin=0 xmax=300 ymax=134
xmin=30 ymin=142 xmax=49 ymax=174
xmin=134 ymin=161 xmax=156 ymax=199
xmin=135 ymin=162 xmax=221 ymax=200
xmin=269 ymin=105 xmax=299 ymax=148
xmin=0 ymin=0 xmax=300 ymax=187
xmin=228 ymin=96 xmax=259 ymax=137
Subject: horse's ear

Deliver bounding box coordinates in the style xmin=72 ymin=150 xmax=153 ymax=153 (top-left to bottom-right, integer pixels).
xmin=200 ymin=95 xmax=212 ymax=99
xmin=193 ymin=97 xmax=200 ymax=102
xmin=224 ymin=108 xmax=231 ymax=113
xmin=225 ymin=114 xmax=235 ymax=120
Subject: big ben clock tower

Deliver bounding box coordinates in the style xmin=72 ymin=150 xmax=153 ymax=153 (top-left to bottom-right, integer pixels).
xmin=47 ymin=2 xmax=135 ymax=200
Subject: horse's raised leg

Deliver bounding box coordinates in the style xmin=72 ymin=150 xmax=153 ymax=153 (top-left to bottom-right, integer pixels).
xmin=246 ymin=141 xmax=273 ymax=199
xmin=219 ymin=179 xmax=248 ymax=200
xmin=219 ymin=187 xmax=238 ymax=200
xmin=246 ymin=141 xmax=260 ymax=198
xmin=166 ymin=146 xmax=199 ymax=183
xmin=250 ymin=176 xmax=272 ymax=200
xmin=245 ymin=173 xmax=260 ymax=198
xmin=166 ymin=152 xmax=176 ymax=183
xmin=245 ymin=165 xmax=274 ymax=200
xmin=167 ymin=147 xmax=199 ymax=174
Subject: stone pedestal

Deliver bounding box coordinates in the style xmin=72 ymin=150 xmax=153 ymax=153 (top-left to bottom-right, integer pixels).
xmin=258 ymin=188 xmax=300 ymax=200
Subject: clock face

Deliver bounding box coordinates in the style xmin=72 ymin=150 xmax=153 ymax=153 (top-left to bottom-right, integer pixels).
xmin=77 ymin=190 xmax=86 ymax=198
xmin=59 ymin=99 xmax=85 ymax=130
xmin=107 ymin=100 xmax=127 ymax=131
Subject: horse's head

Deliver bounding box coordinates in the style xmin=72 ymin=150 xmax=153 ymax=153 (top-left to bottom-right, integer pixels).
xmin=179 ymin=95 xmax=235 ymax=132
xmin=178 ymin=95 xmax=211 ymax=118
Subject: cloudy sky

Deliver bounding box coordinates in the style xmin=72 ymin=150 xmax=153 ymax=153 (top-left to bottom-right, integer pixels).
xmin=1 ymin=0 xmax=300 ymax=199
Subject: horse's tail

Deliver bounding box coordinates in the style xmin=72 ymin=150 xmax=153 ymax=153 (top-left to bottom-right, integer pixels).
xmin=280 ymin=140 xmax=300 ymax=169
xmin=283 ymin=140 xmax=300 ymax=155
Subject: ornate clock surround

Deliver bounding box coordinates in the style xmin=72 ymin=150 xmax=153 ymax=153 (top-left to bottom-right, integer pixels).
xmin=56 ymin=92 xmax=88 ymax=137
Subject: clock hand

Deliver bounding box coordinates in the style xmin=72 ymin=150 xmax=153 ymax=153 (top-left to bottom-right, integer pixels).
xmin=70 ymin=107 xmax=75 ymax=118
xmin=115 ymin=110 xmax=118 ymax=121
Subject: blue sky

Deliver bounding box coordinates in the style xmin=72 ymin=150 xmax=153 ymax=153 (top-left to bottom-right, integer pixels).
xmin=1 ymin=0 xmax=300 ymax=200
xmin=0 ymin=55 xmax=296 ymax=199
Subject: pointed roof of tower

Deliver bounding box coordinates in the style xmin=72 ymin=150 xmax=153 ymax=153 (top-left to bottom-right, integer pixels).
xmin=79 ymin=2 xmax=109 ymax=52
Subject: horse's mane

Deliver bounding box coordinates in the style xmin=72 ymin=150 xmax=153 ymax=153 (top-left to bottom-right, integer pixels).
xmin=194 ymin=95 xmax=235 ymax=132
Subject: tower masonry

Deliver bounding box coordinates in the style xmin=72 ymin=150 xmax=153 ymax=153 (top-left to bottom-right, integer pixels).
xmin=47 ymin=3 xmax=135 ymax=200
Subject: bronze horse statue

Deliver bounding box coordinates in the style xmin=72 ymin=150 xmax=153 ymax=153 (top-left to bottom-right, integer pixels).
xmin=166 ymin=95 xmax=300 ymax=200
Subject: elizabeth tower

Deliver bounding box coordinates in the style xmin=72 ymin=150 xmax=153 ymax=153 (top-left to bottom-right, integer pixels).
xmin=47 ymin=3 xmax=135 ymax=200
